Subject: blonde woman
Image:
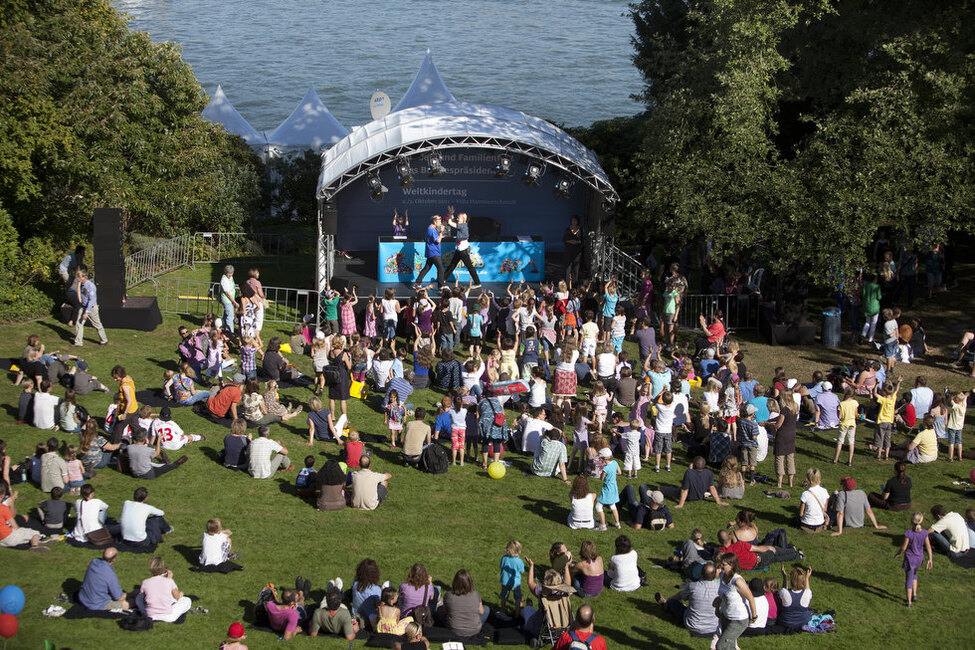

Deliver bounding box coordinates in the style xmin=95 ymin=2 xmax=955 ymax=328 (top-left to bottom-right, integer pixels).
xmin=797 ymin=468 xmax=829 ymax=533
xmin=716 ymin=457 xmax=745 ymax=500
xmin=139 ymin=556 xmax=192 ymax=622
xmin=328 ymin=335 xmax=353 ymax=417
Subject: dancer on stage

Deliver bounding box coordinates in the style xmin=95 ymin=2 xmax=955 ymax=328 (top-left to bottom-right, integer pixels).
xmin=414 ymin=214 xmax=445 ymax=289
xmin=444 ymin=206 xmax=481 ymax=288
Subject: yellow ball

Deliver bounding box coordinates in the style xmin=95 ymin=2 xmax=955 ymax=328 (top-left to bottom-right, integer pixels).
xmin=488 ymin=461 xmax=506 ymax=479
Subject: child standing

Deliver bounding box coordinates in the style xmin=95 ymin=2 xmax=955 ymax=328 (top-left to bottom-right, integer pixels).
xmin=363 ymin=296 xmax=378 ymax=339
xmin=653 ymin=391 xmax=677 ymax=473
xmin=946 ymin=390 xmax=969 ymax=462
xmin=520 ymin=326 xmax=541 ymax=381
xmin=596 ymin=448 xmax=621 ymax=530
xmin=499 ymin=540 xmax=526 ymax=612
xmin=310 ymin=333 xmax=329 ymax=396
xmin=610 ymin=305 xmax=627 ymax=353
xmin=339 ymin=287 xmax=360 ymax=337
xmin=893 ymin=512 xmax=933 ymax=607
xmin=568 ymin=404 xmax=591 ymax=473
xmin=384 ymin=390 xmax=406 ymax=448
xmin=834 ymin=387 xmax=858 ymax=465
xmin=296 ymin=456 xmax=318 ymax=498
xmin=468 ymin=303 xmax=484 ymax=358
xmin=450 ymin=396 xmax=468 ymax=466
xmin=621 ymin=419 xmax=643 ymax=478
xmin=497 ymin=332 xmax=519 ymax=380
xmin=580 ymin=311 xmax=599 ymax=368
xmin=591 ymin=381 xmax=610 ymax=429
xmin=874 ymin=377 xmax=902 ymax=460
xmin=380 ymin=288 xmax=401 ymax=346
xmin=239 ymin=334 xmax=259 ymax=380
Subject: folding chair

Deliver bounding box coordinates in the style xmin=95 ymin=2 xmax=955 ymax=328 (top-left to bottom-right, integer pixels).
xmin=533 ymin=593 xmax=573 ymax=648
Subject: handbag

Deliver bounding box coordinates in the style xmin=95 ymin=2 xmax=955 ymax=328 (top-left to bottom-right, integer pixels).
xmin=491 ymin=399 xmax=506 ymax=426
xmin=81 ymin=500 xmax=114 ymax=547
xmin=412 ymin=584 xmax=434 ymax=628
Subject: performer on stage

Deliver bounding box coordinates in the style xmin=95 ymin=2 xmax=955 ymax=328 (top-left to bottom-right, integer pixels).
xmin=444 ymin=206 xmax=481 ymax=288
xmin=563 ymin=215 xmax=584 ymax=284
xmin=414 ymin=214 xmax=445 ymax=289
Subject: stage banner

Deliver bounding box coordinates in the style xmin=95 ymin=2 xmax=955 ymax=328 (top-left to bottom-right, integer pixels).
xmin=378 ymin=240 xmax=544 ymax=283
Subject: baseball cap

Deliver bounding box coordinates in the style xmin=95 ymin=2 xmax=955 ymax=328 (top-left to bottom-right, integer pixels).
xmin=159 ymin=407 xmax=172 ymax=421
xmin=232 ymin=373 xmax=246 ymax=384
xmin=228 ymin=622 xmax=245 ymax=639
xmin=76 ymin=360 xmax=89 ymax=372
xmin=745 ymin=404 xmax=758 ymax=416
xmin=649 ymin=490 xmax=665 ymax=505
xmin=840 ymin=476 xmax=856 ymax=491
xmin=786 ymin=378 xmax=797 ymax=389
xmin=598 ymin=447 xmax=612 ymax=459
xmin=822 ymin=380 xmax=833 ymax=391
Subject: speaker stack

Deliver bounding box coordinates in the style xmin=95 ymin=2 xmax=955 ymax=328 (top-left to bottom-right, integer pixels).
xmin=92 ymin=208 xmax=162 ymax=331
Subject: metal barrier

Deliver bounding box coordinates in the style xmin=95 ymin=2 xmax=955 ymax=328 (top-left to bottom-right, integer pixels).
xmin=589 ymin=234 xmax=645 ymax=298
xmin=124 ymin=232 xmax=300 ymax=289
xmin=124 ymin=234 xmax=193 ymax=288
xmin=151 ymin=277 xmax=317 ymax=325
xmin=677 ymin=293 xmax=760 ymax=331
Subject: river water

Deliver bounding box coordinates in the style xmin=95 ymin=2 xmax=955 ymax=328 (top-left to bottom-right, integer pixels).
xmin=114 ymin=0 xmax=643 ymax=132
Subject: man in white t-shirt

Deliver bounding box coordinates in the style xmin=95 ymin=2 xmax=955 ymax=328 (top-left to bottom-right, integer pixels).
xmin=350 ymin=455 xmax=391 ymax=510
xmin=928 ymin=504 xmax=971 ymax=559
xmin=248 ymin=426 xmax=293 ymax=479
xmin=32 ymin=379 xmax=60 ymax=430
xmin=70 ymin=484 xmax=110 ymax=542
xmin=120 ymin=486 xmax=172 ymax=546
xmin=909 ymin=376 xmax=934 ymax=420
xmin=219 ymin=265 xmax=238 ymax=335
xmin=154 ymin=407 xmax=204 ymax=451
xmin=521 ymin=409 xmax=554 ymax=455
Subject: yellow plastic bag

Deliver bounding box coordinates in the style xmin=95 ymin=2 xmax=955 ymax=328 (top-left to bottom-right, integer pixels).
xmin=280 ymin=342 xmax=293 ymax=354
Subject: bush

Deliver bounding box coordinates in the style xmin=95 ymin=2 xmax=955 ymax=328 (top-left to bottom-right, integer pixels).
xmin=0 ymin=284 xmax=52 ymax=324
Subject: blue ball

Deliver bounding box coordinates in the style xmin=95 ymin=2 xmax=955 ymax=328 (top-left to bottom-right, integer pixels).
xmin=0 ymin=585 xmax=24 ymax=616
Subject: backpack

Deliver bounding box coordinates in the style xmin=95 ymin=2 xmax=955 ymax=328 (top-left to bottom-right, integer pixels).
xmin=118 ymin=612 xmax=154 ymax=631
xmin=567 ymin=630 xmax=597 ymax=649
xmin=420 ymin=442 xmax=449 ymax=474
xmin=322 ymin=364 xmax=342 ymax=387
xmin=59 ymin=373 xmax=75 ymax=389
xmin=254 ymin=583 xmax=277 ymax=628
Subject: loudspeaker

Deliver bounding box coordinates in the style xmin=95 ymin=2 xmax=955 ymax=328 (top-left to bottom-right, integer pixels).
xmin=322 ymin=202 xmax=338 ymax=236
xmin=93 ymin=208 xmax=124 ymax=305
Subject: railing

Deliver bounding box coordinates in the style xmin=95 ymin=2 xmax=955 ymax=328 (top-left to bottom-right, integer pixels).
xmin=589 ymin=233 xmax=644 ymax=298
xmin=124 ymin=234 xmax=194 ymax=288
xmin=151 ymin=277 xmax=317 ymax=325
xmin=678 ymin=293 xmax=760 ymax=331
xmin=124 ymin=232 xmax=299 ymax=289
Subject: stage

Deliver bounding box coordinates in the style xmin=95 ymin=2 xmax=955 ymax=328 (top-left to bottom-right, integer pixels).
xmin=327 ymin=248 xmax=572 ymax=298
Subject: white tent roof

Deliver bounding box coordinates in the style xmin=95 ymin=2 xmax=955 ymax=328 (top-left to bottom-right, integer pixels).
xmin=316 ymin=102 xmax=615 ymax=200
xmin=201 ymin=85 xmax=266 ymax=146
xmin=392 ymin=50 xmax=456 ymax=113
xmin=267 ymin=85 xmax=350 ymax=151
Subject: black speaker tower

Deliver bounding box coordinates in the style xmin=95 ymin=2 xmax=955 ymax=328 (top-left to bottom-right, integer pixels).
xmin=91 ymin=208 xmax=162 ymax=331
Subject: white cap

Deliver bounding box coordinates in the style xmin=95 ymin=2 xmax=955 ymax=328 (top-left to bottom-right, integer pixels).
xmin=598 ymin=448 xmax=612 ymax=459
xmin=786 ymin=378 xmax=797 ymax=389
xmin=822 ymin=380 xmax=833 ymax=391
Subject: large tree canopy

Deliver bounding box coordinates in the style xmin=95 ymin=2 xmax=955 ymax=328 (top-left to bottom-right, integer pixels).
xmin=0 ymin=0 xmax=261 ymax=248
xmin=628 ymin=0 xmax=974 ymax=284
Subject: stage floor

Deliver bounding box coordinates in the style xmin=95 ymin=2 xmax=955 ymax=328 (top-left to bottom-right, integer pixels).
xmin=329 ymin=249 xmax=569 ymax=298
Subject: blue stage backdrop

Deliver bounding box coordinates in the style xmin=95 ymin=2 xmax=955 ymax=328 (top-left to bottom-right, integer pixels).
xmin=335 ymin=147 xmax=586 ymax=252
xmin=378 ymin=240 xmax=544 ymax=283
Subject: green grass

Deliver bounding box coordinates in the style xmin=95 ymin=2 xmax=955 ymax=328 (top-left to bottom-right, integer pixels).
xmin=3 ymin=275 xmax=975 ymax=649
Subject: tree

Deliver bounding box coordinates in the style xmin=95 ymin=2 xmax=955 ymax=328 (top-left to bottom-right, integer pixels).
xmin=0 ymin=0 xmax=262 ymax=253
xmin=627 ymin=0 xmax=975 ymax=285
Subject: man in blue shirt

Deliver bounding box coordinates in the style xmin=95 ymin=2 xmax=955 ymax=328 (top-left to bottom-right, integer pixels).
xmin=73 ymin=268 xmax=109 ymax=347
xmin=746 ymin=383 xmax=771 ymax=424
xmin=414 ymin=214 xmax=445 ymax=288
xmin=443 ymin=209 xmax=481 ymax=287
xmin=78 ymin=547 xmax=130 ymax=610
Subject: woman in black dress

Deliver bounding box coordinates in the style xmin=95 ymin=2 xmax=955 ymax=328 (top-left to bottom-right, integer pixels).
xmin=328 ymin=334 xmax=353 ymax=418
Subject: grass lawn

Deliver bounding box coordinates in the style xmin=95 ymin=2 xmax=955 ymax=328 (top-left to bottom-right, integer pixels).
xmin=2 ymin=267 xmax=975 ymax=649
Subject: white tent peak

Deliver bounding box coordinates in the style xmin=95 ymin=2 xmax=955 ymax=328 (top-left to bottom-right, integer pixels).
xmin=267 ymin=85 xmax=350 ymax=151
xmin=201 ymin=85 xmax=266 ymax=146
xmin=392 ymin=51 xmax=456 ymax=113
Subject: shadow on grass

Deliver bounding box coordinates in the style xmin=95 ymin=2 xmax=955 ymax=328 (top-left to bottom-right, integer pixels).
xmin=517 ymin=495 xmax=568 ymax=525
xmin=61 ymin=577 xmax=83 ymax=596
xmin=36 ymin=319 xmax=73 ymax=343
xmin=198 ymin=445 xmax=223 ymax=465
xmin=146 ymin=357 xmax=179 ymax=372
xmin=813 ymin=569 xmax=900 ymax=602
xmin=172 ymin=543 xmax=200 ymax=566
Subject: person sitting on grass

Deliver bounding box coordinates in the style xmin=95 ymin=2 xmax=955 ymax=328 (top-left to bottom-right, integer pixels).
xmin=309 ymin=588 xmax=359 ymax=640
xmin=206 ymin=373 xmax=245 ymax=421
xmin=78 ymin=546 xmax=130 ymax=611
xmin=673 ymin=456 xmax=727 ymax=508
xmin=829 ymin=476 xmax=888 ymax=537
xmin=248 ymin=426 xmax=293 ymax=479
xmin=401 ymin=407 xmax=432 ymax=465
xmin=350 ymin=455 xmax=391 ymax=511
xmin=655 ymin=561 xmax=720 ymax=638
xmin=295 ymin=456 xmax=318 ymax=498
xmin=120 ymin=486 xmax=172 ymax=547
xmin=221 ymin=418 xmax=251 ymax=471
xmin=125 ymin=428 xmax=188 ymax=480
xmin=200 ymin=517 xmax=240 ymax=567
xmin=715 ymin=529 xmax=803 ymax=571
xmin=138 ymin=556 xmax=192 ymax=623
xmin=266 ymin=587 xmax=309 ymax=640
xmin=0 ymin=483 xmax=56 ymax=553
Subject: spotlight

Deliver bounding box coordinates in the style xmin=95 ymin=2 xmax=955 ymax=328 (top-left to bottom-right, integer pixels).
xmin=395 ymin=157 xmax=413 ymax=187
xmin=554 ymin=178 xmax=572 ymax=199
xmin=367 ymin=173 xmax=387 ymax=202
xmin=495 ymin=153 xmax=512 ymax=178
xmin=523 ymin=161 xmax=544 ymax=186
xmin=427 ymin=151 xmax=446 ymax=177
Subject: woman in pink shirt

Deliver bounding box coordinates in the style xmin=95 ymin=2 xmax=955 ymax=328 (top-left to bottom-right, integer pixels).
xmin=139 ymin=556 xmax=192 ymax=622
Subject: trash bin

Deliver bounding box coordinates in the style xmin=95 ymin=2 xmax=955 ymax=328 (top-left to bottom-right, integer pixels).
xmin=822 ymin=308 xmax=841 ymax=348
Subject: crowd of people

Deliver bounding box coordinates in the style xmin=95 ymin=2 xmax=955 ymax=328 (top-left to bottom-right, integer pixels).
xmin=2 ymin=230 xmax=973 ymax=648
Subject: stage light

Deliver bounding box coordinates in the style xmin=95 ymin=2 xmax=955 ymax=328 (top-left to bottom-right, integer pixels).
xmin=427 ymin=151 xmax=446 ymax=177
xmin=495 ymin=153 xmax=512 ymax=178
xmin=523 ymin=161 xmax=544 ymax=186
xmin=367 ymin=173 xmax=387 ymax=201
xmin=396 ymin=157 xmax=414 ymax=187
xmin=554 ymin=178 xmax=572 ymax=199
